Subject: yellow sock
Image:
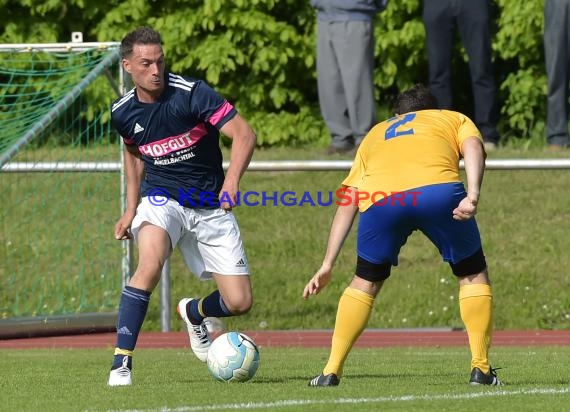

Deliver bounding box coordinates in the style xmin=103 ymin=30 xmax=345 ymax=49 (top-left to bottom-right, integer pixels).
xmin=323 ymin=287 xmax=375 ymax=377
xmin=459 ymin=283 xmax=493 ymax=374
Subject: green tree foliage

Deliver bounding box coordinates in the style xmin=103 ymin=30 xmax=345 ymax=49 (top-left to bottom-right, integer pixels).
xmin=0 ymin=0 xmax=551 ymax=146
xmin=494 ymin=0 xmax=546 ymax=140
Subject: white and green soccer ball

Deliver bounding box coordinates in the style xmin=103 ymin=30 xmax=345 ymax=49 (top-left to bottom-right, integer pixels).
xmin=206 ymin=331 xmax=260 ymax=383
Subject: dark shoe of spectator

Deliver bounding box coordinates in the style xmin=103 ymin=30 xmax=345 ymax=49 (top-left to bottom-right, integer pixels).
xmin=325 ymin=144 xmax=354 ymax=155
xmin=547 ymin=143 xmax=568 ymax=151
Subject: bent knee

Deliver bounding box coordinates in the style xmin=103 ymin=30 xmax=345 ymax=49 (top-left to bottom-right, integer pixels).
xmin=224 ymin=296 xmax=253 ymax=315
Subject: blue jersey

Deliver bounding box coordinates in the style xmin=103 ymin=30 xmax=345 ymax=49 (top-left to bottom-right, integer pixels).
xmin=111 ymin=73 xmax=237 ymax=208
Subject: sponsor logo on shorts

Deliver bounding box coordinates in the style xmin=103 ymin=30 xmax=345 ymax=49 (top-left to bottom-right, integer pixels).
xmin=236 ymin=258 xmax=247 ymax=267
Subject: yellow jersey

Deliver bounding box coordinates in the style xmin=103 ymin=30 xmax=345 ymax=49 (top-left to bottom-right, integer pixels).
xmin=342 ymin=109 xmax=482 ymax=212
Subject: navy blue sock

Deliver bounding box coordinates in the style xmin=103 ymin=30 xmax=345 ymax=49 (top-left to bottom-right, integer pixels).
xmin=187 ymin=290 xmax=232 ymax=324
xmin=112 ymin=286 xmax=151 ymax=369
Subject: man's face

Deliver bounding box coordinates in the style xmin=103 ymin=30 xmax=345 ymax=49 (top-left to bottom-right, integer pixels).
xmin=123 ymin=43 xmax=165 ymax=102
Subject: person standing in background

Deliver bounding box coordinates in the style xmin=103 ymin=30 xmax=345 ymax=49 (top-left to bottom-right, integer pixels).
xmin=422 ymin=0 xmax=501 ymax=150
xmin=311 ymin=0 xmax=388 ymax=154
xmin=544 ymin=0 xmax=570 ymax=149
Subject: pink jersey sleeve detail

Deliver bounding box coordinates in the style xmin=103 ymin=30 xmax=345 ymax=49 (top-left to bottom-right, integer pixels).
xmin=207 ymin=101 xmax=234 ymax=126
xmin=123 ymin=136 xmax=135 ymax=145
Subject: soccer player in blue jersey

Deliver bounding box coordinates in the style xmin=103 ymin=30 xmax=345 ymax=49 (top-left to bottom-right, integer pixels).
xmin=303 ymin=84 xmax=501 ymax=387
xmin=107 ymin=27 xmax=256 ymax=386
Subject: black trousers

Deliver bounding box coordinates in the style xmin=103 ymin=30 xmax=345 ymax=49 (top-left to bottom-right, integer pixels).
xmin=544 ymin=0 xmax=570 ymax=147
xmin=423 ymin=0 xmax=500 ymax=143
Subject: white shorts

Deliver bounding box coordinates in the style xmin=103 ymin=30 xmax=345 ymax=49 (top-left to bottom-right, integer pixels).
xmin=131 ymin=197 xmax=250 ymax=280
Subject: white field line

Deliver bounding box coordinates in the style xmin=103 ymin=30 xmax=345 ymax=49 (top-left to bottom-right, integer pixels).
xmin=99 ymin=387 xmax=570 ymax=412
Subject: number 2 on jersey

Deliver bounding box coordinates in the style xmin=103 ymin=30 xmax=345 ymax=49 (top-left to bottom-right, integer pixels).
xmin=385 ymin=113 xmax=416 ymax=140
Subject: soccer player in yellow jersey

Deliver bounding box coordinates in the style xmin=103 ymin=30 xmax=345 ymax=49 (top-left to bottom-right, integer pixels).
xmin=303 ymin=84 xmax=501 ymax=387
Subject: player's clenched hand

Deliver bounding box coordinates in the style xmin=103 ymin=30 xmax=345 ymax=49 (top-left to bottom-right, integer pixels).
xmin=114 ymin=211 xmax=135 ymax=240
xmin=219 ymin=192 xmax=236 ymax=211
xmin=453 ymin=196 xmax=478 ymax=221
xmin=303 ymin=265 xmax=333 ymax=299
xmin=219 ymin=182 xmax=239 ymax=211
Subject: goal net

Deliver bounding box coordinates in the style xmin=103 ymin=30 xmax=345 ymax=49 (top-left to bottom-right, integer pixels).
xmin=0 ymin=42 xmax=127 ymax=337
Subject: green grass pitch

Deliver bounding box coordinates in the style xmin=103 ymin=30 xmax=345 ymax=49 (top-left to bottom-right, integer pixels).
xmin=2 ymin=346 xmax=569 ymax=412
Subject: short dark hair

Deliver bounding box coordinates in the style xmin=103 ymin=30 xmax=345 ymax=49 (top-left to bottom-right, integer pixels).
xmin=392 ymin=84 xmax=439 ymax=114
xmin=120 ymin=27 xmax=162 ymax=59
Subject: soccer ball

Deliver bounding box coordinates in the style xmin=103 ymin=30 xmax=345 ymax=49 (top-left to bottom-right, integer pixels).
xmin=206 ymin=331 xmax=260 ymax=382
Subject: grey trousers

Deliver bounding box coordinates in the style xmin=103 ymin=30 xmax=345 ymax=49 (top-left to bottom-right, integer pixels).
xmin=544 ymin=0 xmax=570 ymax=146
xmin=316 ymin=20 xmax=377 ymax=148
